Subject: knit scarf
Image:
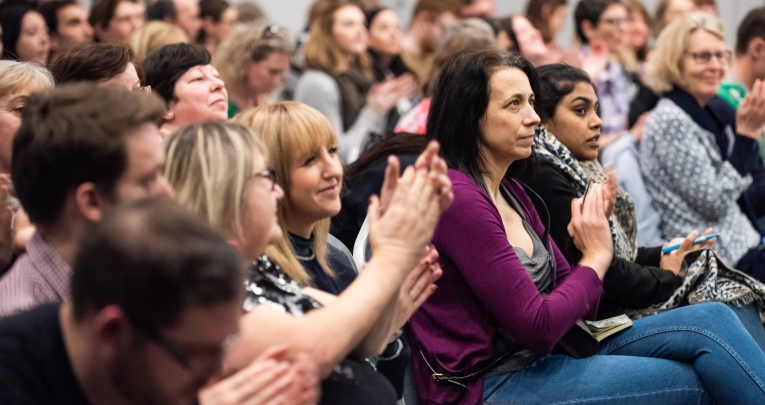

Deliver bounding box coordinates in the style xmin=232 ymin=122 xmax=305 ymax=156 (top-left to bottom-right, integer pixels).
xmin=533 ymin=126 xmax=638 ymax=261
xmin=334 ymin=66 xmax=374 ymax=131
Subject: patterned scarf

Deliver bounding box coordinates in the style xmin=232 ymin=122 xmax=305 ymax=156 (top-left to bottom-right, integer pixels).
xmin=533 ymin=126 xmax=638 ymax=262
xmin=625 ymin=250 xmax=765 ymax=323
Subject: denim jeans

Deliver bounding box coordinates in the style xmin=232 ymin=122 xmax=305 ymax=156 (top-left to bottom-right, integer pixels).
xmin=483 ymin=303 xmax=765 ymax=405
xmin=729 ymin=303 xmax=765 ymax=353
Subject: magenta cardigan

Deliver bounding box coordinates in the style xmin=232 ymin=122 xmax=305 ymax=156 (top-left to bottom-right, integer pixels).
xmin=409 ymin=170 xmax=604 ymax=405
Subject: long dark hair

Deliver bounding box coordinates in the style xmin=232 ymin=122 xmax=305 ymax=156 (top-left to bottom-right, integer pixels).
xmin=345 ymin=132 xmax=429 ymax=184
xmin=426 ymin=46 xmax=539 ymax=192
xmin=534 ymin=63 xmax=594 ymax=123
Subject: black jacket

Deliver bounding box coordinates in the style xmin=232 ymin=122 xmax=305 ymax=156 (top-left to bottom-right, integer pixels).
xmin=517 ymin=159 xmax=683 ymax=318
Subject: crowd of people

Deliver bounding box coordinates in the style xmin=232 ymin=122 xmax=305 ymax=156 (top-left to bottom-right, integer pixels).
xmin=1 ymin=0 xmax=765 ymax=404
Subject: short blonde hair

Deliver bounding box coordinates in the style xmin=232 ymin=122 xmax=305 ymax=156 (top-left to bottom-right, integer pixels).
xmin=303 ymin=2 xmax=371 ymax=76
xmin=129 ymin=21 xmax=189 ymax=62
xmin=212 ymin=23 xmax=293 ymax=96
xmin=647 ymin=11 xmax=724 ymax=94
xmin=164 ymin=122 xmax=267 ymax=241
xmin=0 ymin=60 xmax=54 ymax=97
xmin=233 ymin=101 xmax=337 ymax=286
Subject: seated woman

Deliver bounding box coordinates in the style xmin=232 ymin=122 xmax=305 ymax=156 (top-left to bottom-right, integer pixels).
xmin=212 ymin=23 xmax=293 ymax=118
xmin=164 ymin=121 xmax=452 ymax=404
xmin=234 ymin=101 xmax=441 ymax=397
xmin=641 ymin=12 xmax=765 ymax=280
xmin=294 ymin=0 xmax=413 ymax=163
xmin=517 ymin=63 xmax=765 ymax=349
xmin=52 ymin=43 xmax=142 ymax=91
xmin=0 ymin=60 xmax=54 ymax=271
xmin=410 ymin=46 xmax=765 ymax=405
xmin=143 ymin=43 xmax=228 ymax=135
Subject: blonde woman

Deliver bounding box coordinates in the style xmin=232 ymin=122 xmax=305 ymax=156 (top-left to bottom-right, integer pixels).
xmin=129 ymin=21 xmax=188 ymax=62
xmin=211 ymin=23 xmax=293 ymax=118
xmin=164 ymin=120 xmax=452 ymax=404
xmin=234 ymin=101 xmax=442 ymax=398
xmin=294 ymin=0 xmax=414 ymax=164
xmin=641 ymin=12 xmax=765 ymax=280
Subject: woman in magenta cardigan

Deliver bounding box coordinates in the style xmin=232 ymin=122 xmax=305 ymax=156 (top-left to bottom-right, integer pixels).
xmin=409 ymin=46 xmax=765 ymax=405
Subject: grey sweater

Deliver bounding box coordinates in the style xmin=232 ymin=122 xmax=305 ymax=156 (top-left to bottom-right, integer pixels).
xmin=294 ymin=70 xmax=385 ymax=164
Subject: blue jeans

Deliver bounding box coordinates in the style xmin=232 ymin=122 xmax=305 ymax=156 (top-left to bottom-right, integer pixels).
xmin=483 ymin=303 xmax=765 ymax=405
xmin=729 ymin=303 xmax=765 ymax=353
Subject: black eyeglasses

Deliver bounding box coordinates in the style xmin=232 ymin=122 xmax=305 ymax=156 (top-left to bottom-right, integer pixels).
xmin=253 ymin=167 xmax=278 ymax=191
xmin=129 ymin=316 xmax=235 ymax=376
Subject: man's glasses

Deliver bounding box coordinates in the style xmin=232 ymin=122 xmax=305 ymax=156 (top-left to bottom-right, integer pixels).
xmin=130 ymin=316 xmax=235 ymax=376
xmin=253 ymin=167 xmax=278 ymax=191
xmin=685 ymin=50 xmax=732 ymax=65
xmin=600 ymin=17 xmax=628 ymax=27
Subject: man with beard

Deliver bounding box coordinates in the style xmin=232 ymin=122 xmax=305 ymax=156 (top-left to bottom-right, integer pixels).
xmin=0 ymin=198 xmax=245 ymax=405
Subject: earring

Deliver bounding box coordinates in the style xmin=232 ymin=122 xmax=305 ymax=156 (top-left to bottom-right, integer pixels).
xmin=163 ymin=110 xmax=174 ymax=120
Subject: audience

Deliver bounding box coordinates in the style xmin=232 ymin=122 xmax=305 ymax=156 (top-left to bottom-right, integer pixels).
xmin=411 ymin=45 xmax=765 ymax=405
xmin=129 ymin=20 xmax=188 ymax=62
xmin=38 ymin=0 xmax=94 ymax=64
xmin=198 ymin=0 xmax=238 ymax=55
xmin=172 ymin=0 xmax=202 ymax=42
xmin=143 ymin=43 xmax=227 ymax=135
xmin=89 ymin=0 xmax=145 ymax=43
xmin=3 ymin=0 xmax=765 ymax=403
xmin=0 ymin=84 xmax=173 ymax=318
xmin=52 ymin=43 xmax=141 ymax=90
xmin=164 ymin=120 xmax=451 ymax=405
xmin=642 ymin=12 xmax=765 ymax=281
xmin=0 ymin=1 xmax=50 ymax=64
xmin=0 ymin=198 xmax=245 ymax=404
xmin=295 ymin=0 xmax=414 ymax=164
xmin=212 ymin=23 xmax=293 ymax=118
xmin=400 ymin=0 xmax=460 ymax=79
xmin=525 ymin=0 xmax=567 ymax=48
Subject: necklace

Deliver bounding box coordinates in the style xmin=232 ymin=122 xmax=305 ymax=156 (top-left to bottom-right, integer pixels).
xmin=295 ymin=251 xmax=315 ymax=261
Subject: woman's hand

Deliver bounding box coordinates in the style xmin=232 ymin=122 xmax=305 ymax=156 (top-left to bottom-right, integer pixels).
xmin=569 ymin=183 xmax=614 ymax=279
xmin=199 ymin=345 xmax=319 ymax=405
xmin=368 ymin=141 xmax=452 ymax=271
xmin=389 ymin=245 xmax=443 ymax=333
xmin=601 ymin=167 xmax=617 ymax=219
xmin=660 ymin=228 xmax=716 ymax=275
xmin=366 ymin=75 xmax=416 ymax=116
xmin=737 ymin=79 xmax=765 ymax=138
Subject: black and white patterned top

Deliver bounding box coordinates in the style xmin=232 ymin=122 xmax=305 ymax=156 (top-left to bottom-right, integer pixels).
xmin=243 ymin=255 xmax=322 ymax=316
xmin=640 ymin=98 xmax=760 ymax=265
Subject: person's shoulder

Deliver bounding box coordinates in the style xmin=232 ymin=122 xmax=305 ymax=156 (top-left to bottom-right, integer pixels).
xmin=0 ymin=255 xmax=40 ymax=317
xmin=0 ymin=303 xmax=60 ymax=343
xmin=296 ymin=70 xmax=336 ymax=88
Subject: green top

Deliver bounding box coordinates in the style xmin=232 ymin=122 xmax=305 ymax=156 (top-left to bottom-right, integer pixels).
xmin=718 ymin=79 xmax=747 ymax=109
xmin=227 ymin=100 xmax=240 ymax=119
xmin=717 ymin=79 xmax=765 ymax=165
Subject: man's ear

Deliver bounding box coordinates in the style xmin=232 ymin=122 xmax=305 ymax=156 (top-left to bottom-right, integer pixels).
xmin=201 ymin=16 xmax=216 ymax=35
xmin=91 ymin=305 xmax=134 ymax=349
xmin=749 ymin=37 xmax=765 ymax=60
xmin=73 ymin=182 xmax=110 ymax=223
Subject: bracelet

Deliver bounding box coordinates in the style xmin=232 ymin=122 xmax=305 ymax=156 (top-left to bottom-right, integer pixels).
xmin=378 ymin=338 xmax=403 ymax=361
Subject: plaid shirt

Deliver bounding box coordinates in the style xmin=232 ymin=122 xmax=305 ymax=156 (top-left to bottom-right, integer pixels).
xmin=0 ymin=232 xmax=70 ymax=318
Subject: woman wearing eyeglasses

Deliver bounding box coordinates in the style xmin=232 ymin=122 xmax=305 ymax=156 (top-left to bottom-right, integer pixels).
xmin=164 ymin=120 xmax=452 ymax=405
xmin=212 ymin=23 xmax=293 ymax=119
xmin=641 ymin=12 xmax=765 ymax=281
